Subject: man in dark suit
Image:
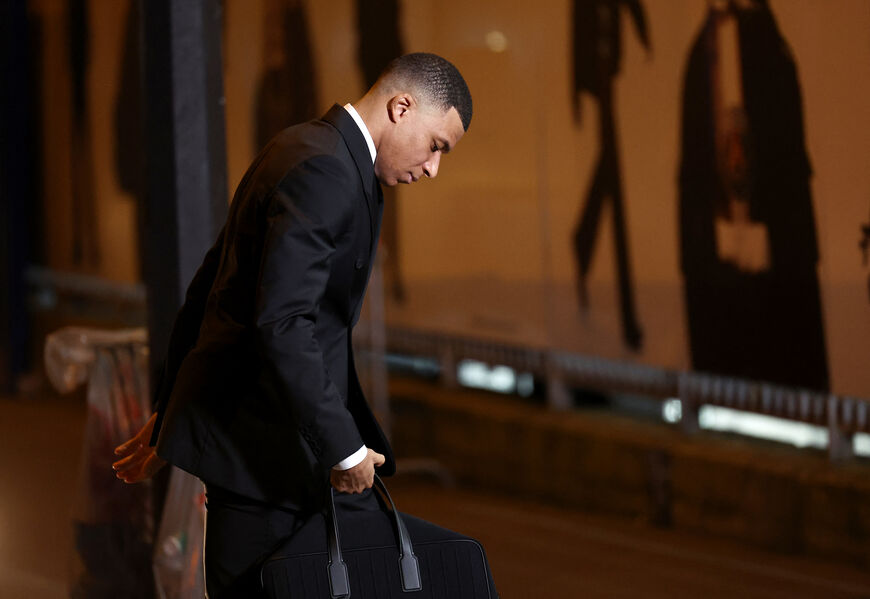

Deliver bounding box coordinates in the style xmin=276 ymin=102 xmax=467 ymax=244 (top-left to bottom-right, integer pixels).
xmin=112 ymin=52 xmax=472 ymax=598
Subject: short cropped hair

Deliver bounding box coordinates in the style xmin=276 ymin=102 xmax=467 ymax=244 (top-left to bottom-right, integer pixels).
xmin=379 ymin=52 xmax=473 ymax=131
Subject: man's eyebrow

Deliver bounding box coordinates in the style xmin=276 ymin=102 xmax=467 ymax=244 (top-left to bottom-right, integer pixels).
xmin=438 ymin=139 xmax=452 ymax=153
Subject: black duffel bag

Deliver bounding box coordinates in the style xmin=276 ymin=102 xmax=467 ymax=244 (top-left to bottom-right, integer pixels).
xmin=260 ymin=475 xmax=498 ymax=598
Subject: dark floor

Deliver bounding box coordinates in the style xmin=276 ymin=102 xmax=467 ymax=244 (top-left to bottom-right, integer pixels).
xmin=0 ymin=391 xmax=85 ymax=599
xmin=2 ymin=390 xmax=870 ymax=599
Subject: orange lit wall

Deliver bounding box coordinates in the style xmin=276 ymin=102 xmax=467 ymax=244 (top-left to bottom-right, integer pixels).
xmin=31 ymin=0 xmax=870 ymax=396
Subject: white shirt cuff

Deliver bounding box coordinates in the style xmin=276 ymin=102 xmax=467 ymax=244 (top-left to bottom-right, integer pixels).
xmin=332 ymin=445 xmax=367 ymax=470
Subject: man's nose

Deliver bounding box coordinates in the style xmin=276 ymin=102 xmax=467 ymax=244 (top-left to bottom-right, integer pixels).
xmin=423 ymin=153 xmax=441 ymax=178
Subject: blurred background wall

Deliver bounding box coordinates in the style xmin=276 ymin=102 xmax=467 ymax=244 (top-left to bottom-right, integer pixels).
xmin=9 ymin=0 xmax=870 ymax=397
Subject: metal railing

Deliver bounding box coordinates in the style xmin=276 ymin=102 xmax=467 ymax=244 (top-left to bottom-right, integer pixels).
xmin=372 ymin=325 xmax=869 ymax=462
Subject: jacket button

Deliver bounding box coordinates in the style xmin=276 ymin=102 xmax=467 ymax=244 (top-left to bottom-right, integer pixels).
xmin=354 ymin=258 xmax=365 ymax=269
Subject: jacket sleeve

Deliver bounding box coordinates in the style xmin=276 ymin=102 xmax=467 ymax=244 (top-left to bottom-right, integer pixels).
xmin=150 ymin=225 xmax=226 ymax=445
xmin=255 ymin=154 xmax=364 ymax=469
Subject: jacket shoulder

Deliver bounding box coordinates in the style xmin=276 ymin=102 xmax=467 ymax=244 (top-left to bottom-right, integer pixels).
xmin=258 ymin=121 xmax=357 ymax=193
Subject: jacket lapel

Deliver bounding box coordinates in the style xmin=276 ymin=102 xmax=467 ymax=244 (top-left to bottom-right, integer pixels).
xmin=321 ymin=104 xmax=378 ymax=247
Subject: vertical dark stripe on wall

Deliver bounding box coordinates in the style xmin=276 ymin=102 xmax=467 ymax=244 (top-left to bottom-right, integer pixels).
xmin=116 ymin=2 xmax=146 ymax=281
xmin=572 ymin=0 xmax=650 ymax=351
xmin=255 ymin=0 xmax=319 ymax=150
xmin=116 ymin=2 xmax=144 ymax=200
xmin=0 ymin=0 xmax=34 ymax=391
xmin=139 ymin=0 xmax=228 ymax=393
xmin=356 ymin=0 xmax=402 ymax=88
xmin=68 ymin=0 xmax=100 ymax=266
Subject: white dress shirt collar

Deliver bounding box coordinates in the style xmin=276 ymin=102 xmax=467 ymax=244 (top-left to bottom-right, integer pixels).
xmin=343 ymin=103 xmax=377 ymax=164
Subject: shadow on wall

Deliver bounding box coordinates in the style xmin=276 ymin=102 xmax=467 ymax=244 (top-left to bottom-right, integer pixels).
xmin=679 ymin=0 xmax=828 ymax=391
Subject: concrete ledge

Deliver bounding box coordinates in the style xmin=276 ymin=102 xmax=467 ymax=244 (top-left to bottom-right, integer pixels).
xmin=388 ymin=377 xmax=870 ymax=567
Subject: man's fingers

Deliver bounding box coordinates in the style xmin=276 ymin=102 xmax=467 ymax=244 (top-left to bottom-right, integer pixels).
xmin=112 ymin=461 xmax=130 ymax=475
xmin=112 ymin=416 xmax=163 ymax=484
xmin=117 ymin=469 xmax=145 ymax=484
xmin=112 ymin=452 xmax=142 ymax=472
xmin=112 ymin=443 xmax=150 ymax=468
xmin=334 ymin=477 xmax=364 ymax=494
xmin=115 ymin=454 xmax=164 ymax=484
xmin=113 ymin=460 xmax=142 ymax=482
xmin=114 ymin=438 xmax=140 ymax=456
xmin=330 ymin=466 xmax=375 ymax=494
xmin=113 ymin=460 xmax=143 ymax=477
xmin=333 ymin=481 xmax=357 ymax=494
xmin=371 ymin=450 xmax=386 ymax=467
xmin=115 ymin=414 xmax=158 ymax=456
xmin=330 ymin=470 xmax=350 ymax=493
xmin=112 ymin=446 xmax=163 ymax=477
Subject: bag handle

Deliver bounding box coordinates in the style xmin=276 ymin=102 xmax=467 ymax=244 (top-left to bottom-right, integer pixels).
xmin=326 ymin=475 xmax=422 ymax=598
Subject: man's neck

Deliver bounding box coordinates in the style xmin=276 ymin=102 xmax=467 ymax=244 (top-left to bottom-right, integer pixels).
xmin=344 ymin=103 xmax=376 ymax=163
xmin=350 ymin=93 xmax=384 ymax=152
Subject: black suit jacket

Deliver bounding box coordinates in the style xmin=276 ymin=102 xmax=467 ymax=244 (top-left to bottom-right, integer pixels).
xmin=151 ymin=105 xmax=394 ymax=510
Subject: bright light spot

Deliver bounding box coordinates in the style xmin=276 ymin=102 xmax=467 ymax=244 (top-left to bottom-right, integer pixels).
xmin=854 ymin=433 xmax=870 ymax=457
xmin=457 ymin=360 xmax=485 ymax=387
xmin=698 ymin=405 xmax=828 ymax=449
xmin=489 ymin=366 xmax=515 ymax=393
xmin=485 ymin=30 xmax=508 ymax=53
xmin=458 ymin=360 xmax=526 ymax=395
xmin=662 ymin=398 xmax=682 ymax=423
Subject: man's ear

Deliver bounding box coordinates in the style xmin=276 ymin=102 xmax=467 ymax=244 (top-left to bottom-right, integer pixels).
xmin=387 ymin=93 xmax=415 ymax=124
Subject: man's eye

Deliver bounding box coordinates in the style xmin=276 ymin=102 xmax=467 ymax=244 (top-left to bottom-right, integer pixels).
xmin=431 ymin=144 xmax=439 ymax=152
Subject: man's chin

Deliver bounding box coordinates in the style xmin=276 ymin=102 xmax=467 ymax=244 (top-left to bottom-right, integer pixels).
xmin=375 ymin=170 xmax=411 ymax=186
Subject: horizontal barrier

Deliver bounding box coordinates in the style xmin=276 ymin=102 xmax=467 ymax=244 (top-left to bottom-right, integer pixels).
xmin=27 ymin=267 xmax=867 ymax=461
xmin=363 ymin=325 xmax=870 ymax=461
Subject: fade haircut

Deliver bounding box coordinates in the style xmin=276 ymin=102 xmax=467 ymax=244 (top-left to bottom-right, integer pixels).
xmin=379 ymin=52 xmax=473 ymax=132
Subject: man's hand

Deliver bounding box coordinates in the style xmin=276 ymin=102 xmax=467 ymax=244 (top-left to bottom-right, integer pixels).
xmin=112 ymin=413 xmax=167 ymax=483
xmin=330 ymin=448 xmax=385 ymax=493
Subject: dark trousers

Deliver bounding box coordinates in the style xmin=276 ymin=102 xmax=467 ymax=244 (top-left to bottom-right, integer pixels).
xmin=203 ymin=485 xmax=380 ymax=599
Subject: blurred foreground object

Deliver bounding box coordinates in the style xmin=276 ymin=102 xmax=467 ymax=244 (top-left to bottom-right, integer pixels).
xmin=152 ymin=467 xmax=205 ymax=599
xmin=45 ymin=327 xmax=204 ymax=599
xmin=46 ymin=327 xmax=154 ymax=598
